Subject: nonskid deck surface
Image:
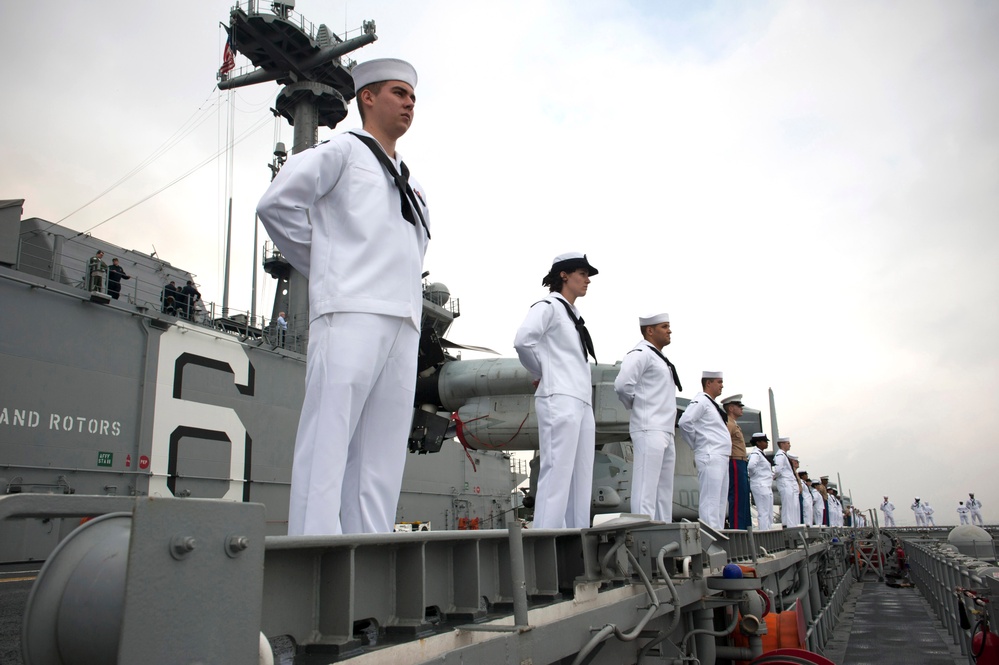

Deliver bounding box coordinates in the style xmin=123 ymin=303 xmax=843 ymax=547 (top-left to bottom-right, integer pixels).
xmin=824 ymin=579 xmax=967 ymax=665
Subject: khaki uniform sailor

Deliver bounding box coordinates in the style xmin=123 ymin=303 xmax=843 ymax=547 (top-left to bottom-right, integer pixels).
xmin=722 ymin=394 xmax=751 ymax=529
xmin=774 ymin=438 xmax=798 ymax=526
xmin=515 ymin=253 xmax=598 ymax=529
xmin=746 ymin=433 xmax=775 ymax=530
xmin=880 ymin=498 xmax=896 ymax=527
xmin=613 ymin=312 xmax=680 ymax=521
xmin=678 ymin=371 xmax=730 ymax=530
xmin=257 ymin=59 xmax=429 ymax=535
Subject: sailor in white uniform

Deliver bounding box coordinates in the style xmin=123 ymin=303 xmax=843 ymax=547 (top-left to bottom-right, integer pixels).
xmin=515 ymin=253 xmax=598 ymax=529
xmin=922 ymin=500 xmax=936 ymax=526
xmin=969 ymin=493 xmax=985 ymax=526
xmin=746 ymin=432 xmax=775 ymax=530
xmin=257 ymin=59 xmax=430 ymax=535
xmin=613 ymin=312 xmax=681 ymax=521
xmin=880 ymin=497 xmax=896 ymax=527
xmin=774 ymin=438 xmax=798 ymax=527
xmin=810 ymin=481 xmax=825 ymax=526
xmin=798 ymin=471 xmax=813 ymax=525
xmin=828 ymin=489 xmax=843 ymax=526
xmin=678 ymin=371 xmax=731 ymax=530
xmin=957 ymin=501 xmax=971 ymax=525
xmin=911 ymin=498 xmax=926 ymax=526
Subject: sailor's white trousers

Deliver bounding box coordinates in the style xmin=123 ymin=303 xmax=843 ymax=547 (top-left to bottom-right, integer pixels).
xmin=288 ymin=312 xmax=419 ymax=536
xmin=694 ymin=452 xmax=729 ymax=530
xmin=533 ymin=394 xmax=595 ymax=529
xmin=779 ymin=482 xmax=800 ymax=527
xmin=751 ymin=483 xmax=774 ymax=530
xmin=630 ymin=430 xmax=676 ymax=522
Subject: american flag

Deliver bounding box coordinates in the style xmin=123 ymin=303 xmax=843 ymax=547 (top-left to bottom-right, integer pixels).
xmin=220 ymin=33 xmax=236 ymax=75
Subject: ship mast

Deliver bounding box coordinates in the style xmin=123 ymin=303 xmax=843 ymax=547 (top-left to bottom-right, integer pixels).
xmin=217 ymin=0 xmax=377 ymax=349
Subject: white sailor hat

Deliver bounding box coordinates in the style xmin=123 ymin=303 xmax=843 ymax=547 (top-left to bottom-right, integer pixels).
xmin=777 ymin=436 xmax=790 ymax=443
xmin=720 ymin=394 xmax=743 ymax=406
xmin=702 ymin=371 xmax=723 ymax=379
xmin=549 ymin=252 xmax=598 ymax=276
xmin=750 ymin=432 xmax=769 ymax=441
xmin=352 ymin=58 xmax=418 ymax=93
xmin=639 ymin=313 xmax=669 ymax=326
xmin=787 ymin=453 xmax=798 ymax=460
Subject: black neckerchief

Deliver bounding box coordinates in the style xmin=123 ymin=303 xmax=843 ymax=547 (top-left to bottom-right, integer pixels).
xmin=643 ymin=342 xmax=682 ymax=392
xmin=349 ymin=132 xmax=430 ymax=239
xmin=705 ymin=393 xmax=726 ymax=423
xmin=535 ymin=296 xmax=596 ymax=362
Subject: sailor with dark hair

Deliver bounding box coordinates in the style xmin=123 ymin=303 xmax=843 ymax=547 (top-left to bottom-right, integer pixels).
xmin=957 ymin=501 xmax=971 ymax=525
xmin=678 ymin=371 xmax=730 ymax=529
xmin=162 ymin=280 xmax=179 ymax=313
xmin=181 ymin=280 xmax=201 ymax=319
xmin=613 ymin=311 xmax=681 ymax=521
xmin=911 ymin=497 xmax=926 ymax=526
xmin=107 ymin=258 xmax=130 ymax=300
xmin=88 ymin=250 xmax=107 ymax=293
xmin=257 ymin=58 xmax=429 ymax=536
xmin=514 ymin=252 xmax=598 ymax=529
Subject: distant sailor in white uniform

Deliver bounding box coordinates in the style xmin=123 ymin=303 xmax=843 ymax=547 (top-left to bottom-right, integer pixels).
xmin=922 ymin=500 xmax=936 ymax=526
xmin=774 ymin=437 xmax=798 ymax=527
xmin=746 ymin=432 xmax=775 ymax=530
xmin=678 ymin=371 xmax=730 ymax=530
xmin=257 ymin=58 xmax=430 ymax=535
xmin=828 ymin=488 xmax=843 ymax=526
xmin=880 ymin=496 xmax=896 ymax=527
xmin=810 ymin=480 xmax=824 ymax=526
xmin=911 ymin=498 xmax=926 ymax=526
xmin=957 ymin=501 xmax=971 ymax=525
xmin=798 ymin=471 xmax=813 ymax=525
xmin=613 ymin=312 xmax=681 ymax=521
xmin=514 ymin=253 xmax=599 ymax=529
xmin=969 ymin=493 xmax=984 ymax=526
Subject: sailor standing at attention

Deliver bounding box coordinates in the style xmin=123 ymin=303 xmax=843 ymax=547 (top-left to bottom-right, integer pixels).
xmin=880 ymin=496 xmax=896 ymax=527
xmin=957 ymin=501 xmax=971 ymax=525
xmin=969 ymin=493 xmax=985 ymax=526
xmin=613 ymin=312 xmax=681 ymax=521
xmin=257 ymin=59 xmax=430 ymax=536
xmin=922 ymin=500 xmax=936 ymax=526
xmin=911 ymin=498 xmax=926 ymax=526
xmin=773 ymin=438 xmax=798 ymax=527
xmin=678 ymin=371 xmax=731 ymax=530
xmin=746 ymin=433 xmax=775 ymax=530
xmin=514 ymin=253 xmax=599 ymax=529
xmin=722 ymin=394 xmax=751 ymax=529
xmin=797 ymin=471 xmax=814 ymax=525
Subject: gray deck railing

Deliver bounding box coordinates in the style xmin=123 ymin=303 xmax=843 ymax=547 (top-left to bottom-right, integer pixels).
xmin=903 ymin=537 xmax=999 ymax=658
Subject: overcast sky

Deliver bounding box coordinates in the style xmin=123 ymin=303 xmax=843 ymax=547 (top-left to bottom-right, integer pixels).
xmin=3 ymin=1 xmax=997 ymax=524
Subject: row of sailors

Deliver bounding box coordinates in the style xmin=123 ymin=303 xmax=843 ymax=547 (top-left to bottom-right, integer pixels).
xmin=880 ymin=494 xmax=985 ymax=526
xmin=771 ymin=437 xmax=848 ymax=528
